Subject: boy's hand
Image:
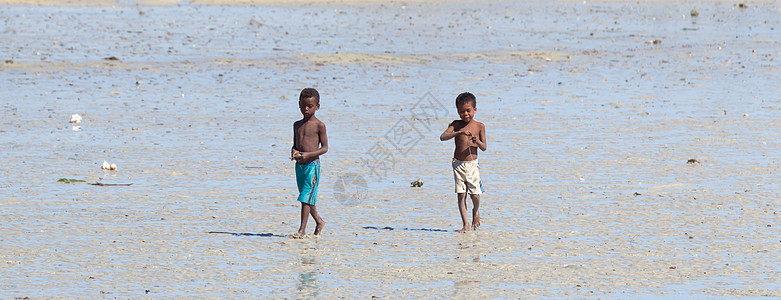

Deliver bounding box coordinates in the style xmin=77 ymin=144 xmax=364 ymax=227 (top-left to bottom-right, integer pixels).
xmin=461 ymin=131 xmax=479 ymax=146
xmin=291 ymin=150 xmax=302 ymax=161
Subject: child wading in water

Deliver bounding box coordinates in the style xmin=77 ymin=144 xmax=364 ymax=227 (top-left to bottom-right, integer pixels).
xmin=290 ymin=88 xmax=328 ymax=238
xmin=440 ymin=92 xmax=487 ymax=233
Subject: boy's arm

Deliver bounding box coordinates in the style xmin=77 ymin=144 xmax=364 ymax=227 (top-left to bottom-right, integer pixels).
xmin=291 ymin=124 xmax=300 ymax=159
xmin=316 ymin=121 xmax=329 ymax=155
xmin=475 ymin=123 xmax=487 ymax=151
xmin=440 ymin=123 xmax=458 ymax=141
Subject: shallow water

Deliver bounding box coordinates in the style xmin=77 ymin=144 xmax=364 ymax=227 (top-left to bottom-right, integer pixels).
xmin=1 ymin=0 xmax=780 ymax=298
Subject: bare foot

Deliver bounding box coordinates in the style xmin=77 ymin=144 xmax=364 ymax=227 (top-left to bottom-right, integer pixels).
xmin=314 ymin=221 xmax=325 ymax=236
xmin=458 ymin=226 xmax=470 ymax=233
xmin=289 ymin=231 xmax=306 ymax=239
xmin=472 ymin=210 xmax=481 ymax=230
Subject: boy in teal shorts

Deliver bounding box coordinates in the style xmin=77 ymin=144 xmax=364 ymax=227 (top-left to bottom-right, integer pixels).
xmin=290 ymin=88 xmax=328 ymax=238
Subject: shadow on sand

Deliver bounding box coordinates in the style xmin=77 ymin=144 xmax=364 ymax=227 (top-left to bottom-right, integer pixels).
xmin=208 ymin=231 xmax=287 ymax=238
xmin=363 ymin=226 xmax=453 ymax=232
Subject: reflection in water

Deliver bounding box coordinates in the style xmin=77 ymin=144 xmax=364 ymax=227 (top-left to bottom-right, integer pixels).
xmin=456 ymin=234 xmax=482 ymax=263
xmin=455 ymin=280 xmax=481 ymax=288
xmin=454 ymin=279 xmax=481 ymax=298
xmin=296 ymin=253 xmax=319 ymax=297
xmin=297 ymin=271 xmax=318 ymax=295
xmin=454 ymin=234 xmax=483 ymax=298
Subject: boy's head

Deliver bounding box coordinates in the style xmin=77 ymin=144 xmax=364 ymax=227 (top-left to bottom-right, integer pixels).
xmin=455 ymin=92 xmax=477 ymax=123
xmin=455 ymin=92 xmax=476 ymax=109
xmin=299 ymin=88 xmax=320 ymax=104
xmin=298 ymin=88 xmax=320 ymax=118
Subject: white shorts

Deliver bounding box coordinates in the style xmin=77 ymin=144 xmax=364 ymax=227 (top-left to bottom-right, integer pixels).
xmin=452 ymin=158 xmax=484 ymax=195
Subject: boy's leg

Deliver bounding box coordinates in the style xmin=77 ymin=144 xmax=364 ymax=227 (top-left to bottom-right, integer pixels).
xmin=470 ymin=194 xmax=481 ymax=230
xmin=298 ymin=203 xmax=311 ymax=236
xmin=457 ymin=193 xmax=470 ymax=233
xmin=309 ymin=205 xmax=325 ymax=235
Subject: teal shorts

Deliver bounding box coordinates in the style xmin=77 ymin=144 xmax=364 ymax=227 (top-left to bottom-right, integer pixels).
xmin=295 ymin=160 xmax=320 ymax=205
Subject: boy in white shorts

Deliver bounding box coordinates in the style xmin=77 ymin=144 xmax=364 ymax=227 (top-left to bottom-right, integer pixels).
xmin=440 ymin=92 xmax=487 ymax=233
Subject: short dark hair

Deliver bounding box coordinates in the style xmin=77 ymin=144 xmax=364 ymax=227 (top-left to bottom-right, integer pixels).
xmin=299 ymin=88 xmax=320 ymax=104
xmin=455 ymin=92 xmax=476 ymax=108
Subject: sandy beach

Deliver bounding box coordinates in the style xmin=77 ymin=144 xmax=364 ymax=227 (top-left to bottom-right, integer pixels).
xmin=1 ymin=0 xmax=779 ymax=298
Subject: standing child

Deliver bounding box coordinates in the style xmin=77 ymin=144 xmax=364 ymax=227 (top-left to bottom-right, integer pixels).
xmin=440 ymin=92 xmax=487 ymax=233
xmin=290 ymin=88 xmax=328 ymax=238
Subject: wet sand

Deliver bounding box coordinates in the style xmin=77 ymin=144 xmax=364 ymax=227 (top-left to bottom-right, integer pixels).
xmin=1 ymin=0 xmax=779 ymax=298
